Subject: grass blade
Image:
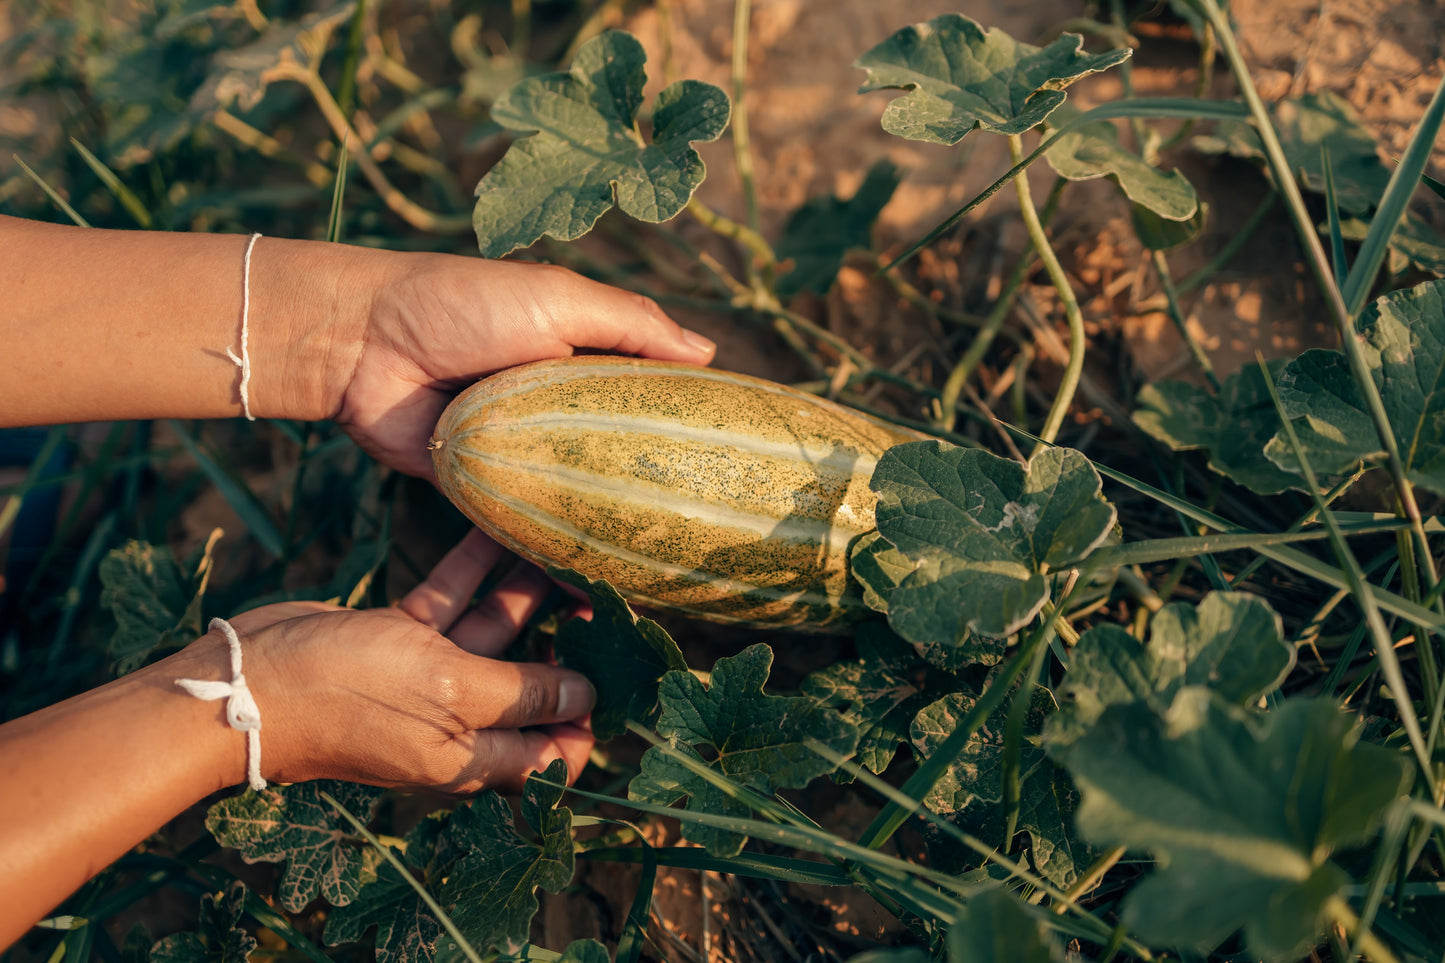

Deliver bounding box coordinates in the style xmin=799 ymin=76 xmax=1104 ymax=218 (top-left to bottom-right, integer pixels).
xmin=1322 ymin=145 xmax=1347 ymax=288
xmin=326 ymin=136 xmax=350 ymax=245
xmin=166 ymin=421 xmax=285 ymax=557
xmin=1087 ymin=519 xmax=1410 ymax=571
xmin=1342 ymin=73 xmax=1445 ymax=316
xmin=13 ymin=155 xmax=90 ymax=227
xmin=69 ymin=138 xmax=152 ymax=228
xmin=581 ymin=847 xmax=852 ymax=886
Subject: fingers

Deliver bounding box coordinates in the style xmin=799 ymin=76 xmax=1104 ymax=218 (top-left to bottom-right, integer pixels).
xmin=443 ymin=656 xmax=595 ymax=732
xmin=397 ymin=529 xmax=505 ymax=630
xmin=456 ymin=723 xmax=594 ymax=794
xmin=531 ymin=265 xmax=717 ymax=365
xmin=448 ymin=565 xmax=555 ymax=657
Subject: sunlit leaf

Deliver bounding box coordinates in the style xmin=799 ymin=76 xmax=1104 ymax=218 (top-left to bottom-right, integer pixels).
xmin=1045 ymin=118 xmax=1198 ymax=221
xmin=1135 ymin=362 xmax=1311 ymax=494
xmin=1194 ymin=91 xmax=1390 ymax=214
xmin=1065 ymin=690 xmax=1409 ymax=960
xmin=1047 ymin=591 xmax=1294 ymax=748
xmin=472 ymin=31 xmax=729 ymax=257
xmin=855 ymin=13 xmax=1130 ymax=145
xmin=436 ymin=760 xmax=574 ymax=957
xmin=205 ymin=782 xmax=384 ymax=912
xmin=870 ymin=441 xmax=1116 ymax=641
xmin=551 ymin=567 xmax=687 ymax=741
xmin=1265 ymin=279 xmax=1445 ymax=493
xmin=775 ymin=161 xmax=901 ymax=297
xmin=629 ymin=644 xmax=860 ymax=855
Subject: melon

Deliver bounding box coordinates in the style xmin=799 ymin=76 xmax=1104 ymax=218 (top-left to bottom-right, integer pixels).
xmin=429 ymin=356 xmax=919 ymax=628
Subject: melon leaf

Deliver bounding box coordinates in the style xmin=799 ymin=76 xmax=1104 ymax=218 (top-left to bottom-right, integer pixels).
xmin=205 ymin=781 xmax=384 ymax=913
xmin=473 ymin=30 xmax=729 ymax=257
xmin=551 ymin=567 xmax=688 ymax=741
xmin=855 ymin=13 xmax=1129 ymax=145
xmin=869 ymin=442 xmax=1116 ymax=641
xmin=1265 ymin=279 xmax=1445 ymax=494
xmin=1064 ymin=691 xmax=1409 ymax=960
xmin=629 ymin=644 xmax=861 ymax=855
xmin=774 ymin=160 xmax=901 ymax=297
xmin=149 ymin=882 xmax=257 ymax=963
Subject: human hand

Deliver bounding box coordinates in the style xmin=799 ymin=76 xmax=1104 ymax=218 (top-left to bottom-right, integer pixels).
xmin=332 ymin=255 xmax=716 ymax=478
xmin=200 ymin=530 xmax=595 ymax=794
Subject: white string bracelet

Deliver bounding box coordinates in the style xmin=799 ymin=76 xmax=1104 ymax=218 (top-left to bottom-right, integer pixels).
xmin=176 ymin=617 xmax=266 ymax=792
xmin=226 ymin=233 xmax=262 ymax=421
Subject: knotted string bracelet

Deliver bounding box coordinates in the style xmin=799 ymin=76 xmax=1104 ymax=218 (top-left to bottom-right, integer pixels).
xmin=226 ymin=232 xmax=262 ymax=421
xmin=175 ymin=617 xmax=266 ymax=791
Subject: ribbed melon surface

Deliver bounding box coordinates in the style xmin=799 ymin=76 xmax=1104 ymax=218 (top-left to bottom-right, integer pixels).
xmin=430 ymin=356 xmax=919 ymax=628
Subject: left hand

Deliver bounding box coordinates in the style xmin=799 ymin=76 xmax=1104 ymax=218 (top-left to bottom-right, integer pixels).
xmin=333 ymin=255 xmax=716 ymax=478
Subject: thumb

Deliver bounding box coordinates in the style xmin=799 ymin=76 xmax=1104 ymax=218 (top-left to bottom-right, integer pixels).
xmin=453 ymin=658 xmax=598 ymax=730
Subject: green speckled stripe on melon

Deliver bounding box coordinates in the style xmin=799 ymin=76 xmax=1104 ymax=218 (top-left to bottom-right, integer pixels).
xmin=458 ymin=476 xmax=858 ymax=626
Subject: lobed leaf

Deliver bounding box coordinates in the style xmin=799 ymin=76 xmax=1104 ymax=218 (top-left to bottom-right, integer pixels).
xmin=472 ymin=31 xmax=730 ymax=257
xmin=1047 ymin=591 xmax=1294 ymax=748
xmin=551 ymin=567 xmax=687 ymax=740
xmin=1266 ymin=279 xmax=1445 ymax=493
xmin=1065 ymin=690 xmax=1409 ymax=960
xmin=803 ymin=622 xmax=961 ymax=777
xmin=855 ymin=13 xmax=1130 ymax=145
xmin=1134 ymin=362 xmax=1312 ymax=494
xmin=436 ymin=759 xmax=575 ymax=957
xmin=323 ymin=817 xmax=447 ymax=963
xmin=870 ymin=441 xmax=1116 ymax=641
xmin=150 ymin=882 xmax=257 ymax=963
xmin=99 ymin=532 xmax=219 ymax=673
xmin=629 ymin=644 xmax=861 ymax=855
xmin=205 ymin=782 xmax=384 ymax=912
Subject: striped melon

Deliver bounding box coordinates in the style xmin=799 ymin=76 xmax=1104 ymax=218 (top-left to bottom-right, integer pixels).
xmin=429 ymin=356 xmax=920 ymax=628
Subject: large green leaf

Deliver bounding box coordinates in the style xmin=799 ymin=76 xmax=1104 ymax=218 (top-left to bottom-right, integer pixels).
xmin=473 ymin=31 xmax=729 ymax=257
xmin=323 ymin=817 xmax=446 ymax=963
xmin=1047 ymin=591 xmax=1293 ymax=748
xmin=870 ymin=442 xmax=1116 ymax=641
xmin=628 ymin=644 xmax=861 ymax=855
xmin=205 ymin=782 xmax=384 ymax=912
xmin=802 ymin=622 xmax=961 ymax=777
xmin=1045 ymin=118 xmax=1198 ymax=221
xmin=775 ymin=160 xmax=901 ymax=297
xmin=1134 ymin=362 xmax=1309 ymax=494
xmin=1340 ymin=213 xmax=1445 ymax=279
xmin=855 ymin=14 xmax=1129 ymax=145
xmin=551 ymin=567 xmax=687 ymax=740
xmin=946 ymin=888 xmax=1064 ymax=963
xmin=1266 ymin=279 xmax=1445 ymax=493
xmin=437 ymin=760 xmax=574 ymax=957
xmin=99 ymin=533 xmax=219 ymax=673
xmin=1194 ymin=91 xmax=1391 ymax=214
xmin=1065 ymin=691 xmax=1409 ymax=960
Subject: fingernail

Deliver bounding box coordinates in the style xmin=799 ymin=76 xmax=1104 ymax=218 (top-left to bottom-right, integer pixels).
xmin=682 ymin=328 xmax=716 ymax=356
xmin=558 ymin=677 xmax=596 ymax=718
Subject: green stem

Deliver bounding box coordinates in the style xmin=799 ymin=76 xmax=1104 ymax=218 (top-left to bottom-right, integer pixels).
xmin=686 ymin=195 xmax=776 ymax=269
xmin=937 ymin=175 xmax=1067 ymax=432
xmin=730 ymin=0 xmax=761 ymax=241
xmin=1176 ymin=190 xmax=1276 ymax=294
xmin=1328 ymin=896 xmax=1402 ymax=963
xmin=1000 ymin=633 xmax=1050 ymax=844
xmin=1009 ymin=134 xmax=1085 ymax=444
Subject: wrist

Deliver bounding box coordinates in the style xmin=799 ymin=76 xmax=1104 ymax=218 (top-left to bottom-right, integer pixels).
xmin=247 ymin=238 xmax=387 ymax=422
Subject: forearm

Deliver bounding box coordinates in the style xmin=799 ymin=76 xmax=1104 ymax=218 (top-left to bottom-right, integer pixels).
xmin=0 ymin=215 xmax=378 ymax=425
xmin=0 ymin=636 xmax=246 ymax=949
